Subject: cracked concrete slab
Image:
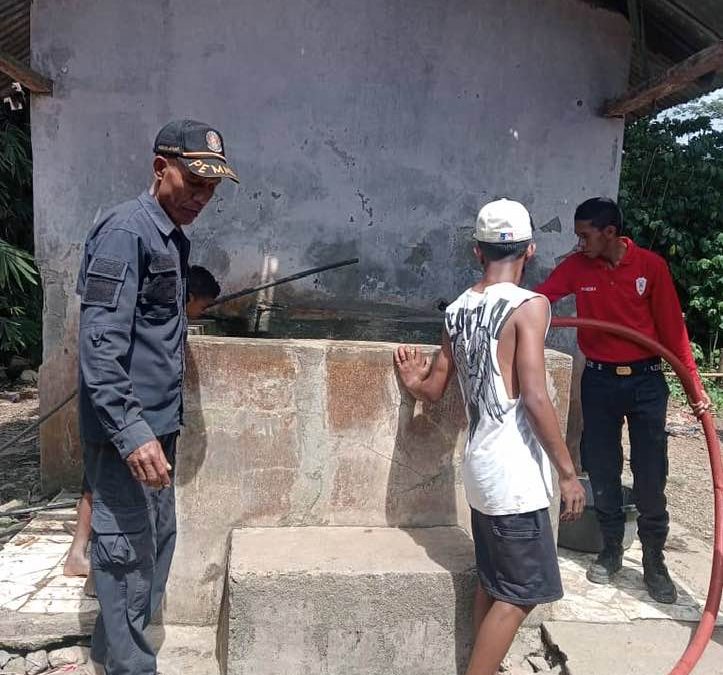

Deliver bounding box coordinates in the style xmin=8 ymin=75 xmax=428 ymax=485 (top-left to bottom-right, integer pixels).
xmin=543 ymin=621 xmax=723 ymax=675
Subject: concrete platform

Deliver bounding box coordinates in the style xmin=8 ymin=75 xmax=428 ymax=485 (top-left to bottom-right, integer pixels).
xmin=543 ymin=620 xmax=723 ymax=675
xmin=151 ymin=338 xmax=571 ymax=624
xmin=226 ymin=526 xmax=477 ymax=675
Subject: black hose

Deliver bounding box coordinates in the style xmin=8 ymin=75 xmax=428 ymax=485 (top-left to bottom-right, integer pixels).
xmin=209 ymin=258 xmax=360 ymax=308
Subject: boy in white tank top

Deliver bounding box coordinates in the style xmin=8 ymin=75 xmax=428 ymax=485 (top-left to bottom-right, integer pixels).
xmin=394 ymin=199 xmax=585 ymax=675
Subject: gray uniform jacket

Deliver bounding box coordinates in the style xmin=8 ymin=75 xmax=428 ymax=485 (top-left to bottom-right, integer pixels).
xmin=77 ymin=191 xmax=190 ymax=458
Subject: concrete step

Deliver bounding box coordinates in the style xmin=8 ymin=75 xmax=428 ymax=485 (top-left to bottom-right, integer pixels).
xmin=79 ymin=626 xmax=220 ymax=675
xmin=150 ymin=625 xmax=221 ymax=675
xmin=225 ymin=526 xmax=477 ymax=675
xmin=166 ymin=339 xmax=570 ymax=625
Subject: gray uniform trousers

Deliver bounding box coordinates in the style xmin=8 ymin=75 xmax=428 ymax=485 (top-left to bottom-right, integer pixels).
xmin=84 ymin=432 xmax=178 ymax=675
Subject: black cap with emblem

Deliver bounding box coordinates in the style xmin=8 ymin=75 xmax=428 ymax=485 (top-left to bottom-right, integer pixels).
xmin=153 ymin=119 xmax=239 ymax=184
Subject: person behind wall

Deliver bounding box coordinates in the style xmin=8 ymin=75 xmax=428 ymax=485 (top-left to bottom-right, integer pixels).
xmin=535 ymin=197 xmax=711 ymax=605
xmin=64 ymin=264 xmax=221 ymax=580
xmin=394 ymin=198 xmax=585 ymax=675
xmin=76 ymin=119 xmax=237 ymax=675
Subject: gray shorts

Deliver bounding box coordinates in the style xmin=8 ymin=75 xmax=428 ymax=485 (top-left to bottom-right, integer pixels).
xmin=471 ymin=507 xmax=563 ymax=606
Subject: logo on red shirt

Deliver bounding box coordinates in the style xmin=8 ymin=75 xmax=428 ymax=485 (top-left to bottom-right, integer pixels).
xmin=636 ymin=277 xmax=647 ymax=296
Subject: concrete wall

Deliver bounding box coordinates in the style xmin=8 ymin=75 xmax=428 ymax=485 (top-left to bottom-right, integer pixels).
xmin=31 ymin=0 xmax=628 ymax=487
xmin=162 ymin=337 xmax=572 ymax=626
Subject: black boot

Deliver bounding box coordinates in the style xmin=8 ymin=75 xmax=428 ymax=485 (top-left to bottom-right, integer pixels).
xmin=586 ymin=542 xmax=623 ymax=584
xmin=642 ymin=546 xmax=677 ymax=604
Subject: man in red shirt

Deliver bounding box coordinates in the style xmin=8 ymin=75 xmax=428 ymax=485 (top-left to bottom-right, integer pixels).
xmin=536 ymin=197 xmax=710 ymax=604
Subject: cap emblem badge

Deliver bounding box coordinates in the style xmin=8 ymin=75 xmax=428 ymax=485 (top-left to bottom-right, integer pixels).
xmin=206 ymin=130 xmax=223 ymax=153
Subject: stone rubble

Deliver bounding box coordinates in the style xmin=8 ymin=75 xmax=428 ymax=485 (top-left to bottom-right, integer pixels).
xmin=24 ymin=651 xmax=49 ymax=675
xmin=47 ymin=647 xmax=88 ymax=668
xmin=0 ymin=645 xmax=92 ymax=675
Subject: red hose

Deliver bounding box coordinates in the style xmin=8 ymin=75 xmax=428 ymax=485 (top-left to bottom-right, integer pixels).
xmin=551 ymin=317 xmax=722 ymax=675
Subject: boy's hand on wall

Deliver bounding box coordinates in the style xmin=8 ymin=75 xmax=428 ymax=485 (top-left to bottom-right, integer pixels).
xmin=394 ymin=345 xmax=432 ymax=391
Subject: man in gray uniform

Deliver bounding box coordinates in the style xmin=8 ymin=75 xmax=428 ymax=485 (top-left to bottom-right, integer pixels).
xmin=77 ymin=119 xmax=238 ymax=675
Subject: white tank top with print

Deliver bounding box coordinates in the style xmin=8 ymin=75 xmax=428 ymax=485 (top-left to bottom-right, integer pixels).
xmin=445 ymin=282 xmax=553 ymax=516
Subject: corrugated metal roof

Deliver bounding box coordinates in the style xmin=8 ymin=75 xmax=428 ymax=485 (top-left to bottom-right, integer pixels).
xmin=624 ymin=0 xmax=723 ymax=116
xmin=0 ymin=0 xmax=721 ymax=114
xmin=0 ymin=0 xmax=30 ymax=98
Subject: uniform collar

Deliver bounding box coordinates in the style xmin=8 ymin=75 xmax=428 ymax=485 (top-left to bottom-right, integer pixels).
xmin=617 ymin=237 xmax=636 ymax=266
xmin=138 ymin=191 xmax=181 ymax=238
xmin=591 ymin=237 xmax=636 ymax=268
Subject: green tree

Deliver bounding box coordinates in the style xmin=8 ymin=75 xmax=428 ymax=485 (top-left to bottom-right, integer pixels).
xmin=0 ymin=238 xmax=40 ymax=355
xmin=0 ymin=106 xmax=40 ymax=363
xmin=673 ymin=94 xmax=723 ymax=123
xmin=619 ymin=115 xmax=723 ymax=367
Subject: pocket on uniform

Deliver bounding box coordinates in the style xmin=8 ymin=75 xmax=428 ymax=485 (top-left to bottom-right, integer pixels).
xmin=91 ymin=504 xmax=152 ymax=569
xmin=138 ymin=300 xmax=178 ymax=321
xmin=139 ymin=252 xmax=179 ymax=319
xmin=81 ymin=256 xmax=129 ymax=309
xmin=142 ymin=273 xmax=177 ymax=304
xmin=93 ymin=533 xmax=132 ymax=567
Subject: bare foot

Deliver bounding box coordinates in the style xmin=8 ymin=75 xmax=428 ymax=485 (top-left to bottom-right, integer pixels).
xmin=84 ymin=569 xmax=96 ymax=597
xmin=63 ymin=550 xmax=90 ymax=577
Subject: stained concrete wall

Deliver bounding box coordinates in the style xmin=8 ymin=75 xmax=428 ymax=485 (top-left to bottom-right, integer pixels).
xmin=31 ymin=0 xmax=628 ymax=487
xmin=163 ymin=337 xmax=572 ymax=626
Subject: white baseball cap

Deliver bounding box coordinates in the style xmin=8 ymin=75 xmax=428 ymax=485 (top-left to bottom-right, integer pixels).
xmin=474 ymin=198 xmax=533 ymax=243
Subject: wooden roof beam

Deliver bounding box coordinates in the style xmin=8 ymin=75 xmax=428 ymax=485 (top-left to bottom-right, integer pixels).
xmin=603 ymin=40 xmax=723 ymax=117
xmin=0 ymin=50 xmax=53 ymax=95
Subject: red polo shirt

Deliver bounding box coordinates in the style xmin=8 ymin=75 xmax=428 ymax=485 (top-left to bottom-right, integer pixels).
xmin=535 ymin=238 xmax=699 ymax=378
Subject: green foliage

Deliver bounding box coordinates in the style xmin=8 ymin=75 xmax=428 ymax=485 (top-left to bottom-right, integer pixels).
xmin=619 ymin=116 xmax=723 ymax=367
xmin=664 ymin=340 xmax=723 ymax=412
xmin=0 ymin=238 xmax=37 ymax=288
xmin=710 ymin=384 xmax=723 ymax=412
xmin=0 ymin=107 xmax=40 ymax=364
xmin=0 ymin=109 xmax=33 ymax=249
xmin=666 ymin=373 xmax=723 ymax=412
xmin=673 ymin=94 xmax=723 ymax=122
xmin=0 ymin=237 xmax=39 ymax=355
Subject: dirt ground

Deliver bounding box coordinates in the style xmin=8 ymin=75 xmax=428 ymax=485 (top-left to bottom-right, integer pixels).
xmin=0 ymin=385 xmax=42 ymax=506
xmin=0 ymin=384 xmax=720 ymax=544
xmin=650 ymin=401 xmax=720 ymax=544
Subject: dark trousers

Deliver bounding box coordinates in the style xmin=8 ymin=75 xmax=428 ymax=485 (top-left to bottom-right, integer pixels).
xmin=580 ymin=367 xmax=669 ymax=550
xmin=83 ymin=433 xmax=178 ymax=675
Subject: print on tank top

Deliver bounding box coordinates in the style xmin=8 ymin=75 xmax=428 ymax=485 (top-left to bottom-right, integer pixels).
xmin=445 ymin=296 xmax=510 ymax=438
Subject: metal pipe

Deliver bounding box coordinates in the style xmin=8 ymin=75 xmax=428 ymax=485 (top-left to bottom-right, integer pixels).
xmin=209 ymin=257 xmax=360 ymax=308
xmin=0 ymin=389 xmax=76 ymax=458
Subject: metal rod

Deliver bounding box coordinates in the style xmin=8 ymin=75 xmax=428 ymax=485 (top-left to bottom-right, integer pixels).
xmin=0 ymin=500 xmax=79 ymax=517
xmin=209 ymin=257 xmax=360 ymax=308
xmin=0 ymin=258 xmax=361 ymax=457
xmin=0 ymin=389 xmax=77 ymax=458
